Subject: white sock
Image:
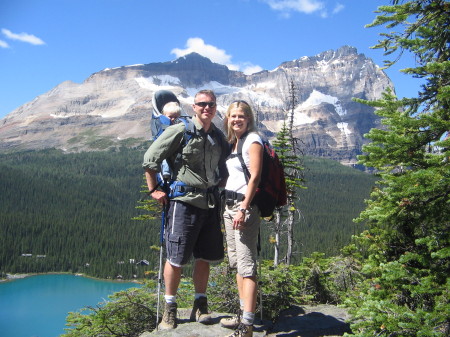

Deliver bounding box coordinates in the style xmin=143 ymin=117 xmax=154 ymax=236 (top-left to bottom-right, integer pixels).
xmin=242 ymin=311 xmax=255 ymax=326
xmin=195 ymin=293 xmax=206 ymax=300
xmin=239 ymin=299 xmax=244 ymax=310
xmin=164 ymin=295 xmax=176 ymax=304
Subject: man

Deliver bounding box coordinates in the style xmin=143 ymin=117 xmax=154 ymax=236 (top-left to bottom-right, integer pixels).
xmin=143 ymin=90 xmax=228 ymax=330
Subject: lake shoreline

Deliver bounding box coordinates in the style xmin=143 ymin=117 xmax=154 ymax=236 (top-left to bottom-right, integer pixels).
xmin=0 ymin=273 xmax=143 ymax=337
xmin=1 ymin=272 xmax=143 ymax=284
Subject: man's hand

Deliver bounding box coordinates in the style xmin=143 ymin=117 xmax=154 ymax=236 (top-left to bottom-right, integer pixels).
xmin=151 ymin=190 xmax=168 ymax=205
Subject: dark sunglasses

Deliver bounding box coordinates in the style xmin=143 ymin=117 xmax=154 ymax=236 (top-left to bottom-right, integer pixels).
xmin=195 ymin=101 xmax=216 ymax=108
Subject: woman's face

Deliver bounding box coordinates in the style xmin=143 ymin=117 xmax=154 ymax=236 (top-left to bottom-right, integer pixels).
xmin=229 ymin=107 xmax=248 ymax=136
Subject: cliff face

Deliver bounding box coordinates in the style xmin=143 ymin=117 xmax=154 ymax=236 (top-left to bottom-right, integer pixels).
xmin=0 ymin=47 xmax=392 ymax=165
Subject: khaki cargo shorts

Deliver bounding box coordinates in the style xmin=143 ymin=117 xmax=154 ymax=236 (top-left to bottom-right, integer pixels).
xmin=223 ymin=202 xmax=261 ymax=277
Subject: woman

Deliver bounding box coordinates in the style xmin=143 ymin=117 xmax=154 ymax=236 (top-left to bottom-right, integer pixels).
xmin=221 ymin=100 xmax=263 ymax=337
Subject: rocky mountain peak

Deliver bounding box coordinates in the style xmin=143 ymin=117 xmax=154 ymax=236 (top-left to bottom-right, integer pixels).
xmin=320 ymin=45 xmax=358 ymax=59
xmin=170 ymin=52 xmax=227 ymax=70
xmin=0 ymin=46 xmax=392 ymax=167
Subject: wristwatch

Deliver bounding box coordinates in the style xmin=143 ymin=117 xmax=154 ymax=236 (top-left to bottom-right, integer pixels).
xmin=238 ymin=207 xmax=247 ymax=214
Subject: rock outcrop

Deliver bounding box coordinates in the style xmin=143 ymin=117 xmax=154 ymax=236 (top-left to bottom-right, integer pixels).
xmin=139 ymin=305 xmax=351 ymax=336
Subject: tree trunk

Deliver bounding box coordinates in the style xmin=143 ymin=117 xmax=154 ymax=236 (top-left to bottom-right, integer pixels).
xmin=273 ymin=210 xmax=281 ymax=266
xmin=286 ymin=207 xmax=294 ymax=265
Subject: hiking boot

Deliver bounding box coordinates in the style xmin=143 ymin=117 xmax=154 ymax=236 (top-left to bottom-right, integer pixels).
xmin=190 ymin=296 xmax=212 ymax=324
xmin=158 ymin=302 xmax=177 ymax=330
xmin=224 ymin=323 xmax=253 ymax=337
xmin=220 ymin=309 xmax=242 ymax=329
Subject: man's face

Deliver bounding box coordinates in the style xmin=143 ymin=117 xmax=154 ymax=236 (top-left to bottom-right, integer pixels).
xmin=192 ymin=93 xmax=217 ymax=125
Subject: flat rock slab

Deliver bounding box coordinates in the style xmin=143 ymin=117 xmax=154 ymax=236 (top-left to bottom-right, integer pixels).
xmin=140 ymin=309 xmax=268 ymax=337
xmin=140 ymin=305 xmax=351 ymax=337
xmin=267 ymin=304 xmax=352 ymax=337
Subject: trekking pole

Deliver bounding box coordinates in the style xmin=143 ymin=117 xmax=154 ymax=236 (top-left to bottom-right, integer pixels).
xmin=155 ymin=176 xmax=169 ymax=330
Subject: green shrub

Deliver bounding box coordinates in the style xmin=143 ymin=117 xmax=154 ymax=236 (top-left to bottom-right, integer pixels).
xmin=64 ymin=283 xmax=156 ymax=337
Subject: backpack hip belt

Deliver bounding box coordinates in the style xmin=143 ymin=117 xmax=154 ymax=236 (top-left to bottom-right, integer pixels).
xmin=172 ymin=184 xmax=208 ymax=194
xmin=224 ymin=190 xmax=245 ymax=206
xmin=168 ymin=181 xmax=217 ymax=198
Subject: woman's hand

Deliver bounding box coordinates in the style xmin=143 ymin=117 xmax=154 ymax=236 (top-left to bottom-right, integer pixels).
xmin=232 ymin=209 xmax=246 ymax=230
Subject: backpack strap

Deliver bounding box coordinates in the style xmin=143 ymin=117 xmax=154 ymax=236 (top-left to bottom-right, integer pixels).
xmin=229 ymin=132 xmax=251 ymax=184
xmin=179 ymin=117 xmax=197 ymax=145
xmin=163 ymin=118 xmax=228 ymax=198
xmin=170 ymin=117 xmax=197 ymax=178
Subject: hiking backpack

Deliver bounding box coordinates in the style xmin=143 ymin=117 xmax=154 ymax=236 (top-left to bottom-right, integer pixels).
xmin=234 ymin=133 xmax=288 ymax=217
xmin=150 ymin=89 xmax=192 ymax=142
xmin=150 ymin=90 xmax=226 ymax=198
xmin=150 ymin=90 xmax=197 ymax=196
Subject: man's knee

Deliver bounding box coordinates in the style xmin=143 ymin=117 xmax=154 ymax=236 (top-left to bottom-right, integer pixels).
xmin=165 ymin=261 xmax=182 ymax=275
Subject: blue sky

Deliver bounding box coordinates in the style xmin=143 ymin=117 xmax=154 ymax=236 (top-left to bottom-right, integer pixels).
xmin=0 ymin=0 xmax=423 ymax=120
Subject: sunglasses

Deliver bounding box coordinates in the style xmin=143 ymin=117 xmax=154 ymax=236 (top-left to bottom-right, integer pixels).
xmin=194 ymin=101 xmax=216 ymax=108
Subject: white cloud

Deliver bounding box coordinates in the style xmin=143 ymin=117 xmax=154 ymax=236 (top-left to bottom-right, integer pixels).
xmin=171 ymin=37 xmax=232 ymax=65
xmin=2 ymin=28 xmax=45 ymax=45
xmin=0 ymin=39 xmax=9 ymax=48
xmin=261 ymin=0 xmax=344 ymax=18
xmin=171 ymin=37 xmax=263 ymax=75
xmin=243 ymin=65 xmax=263 ymax=75
xmin=332 ymin=3 xmax=344 ymax=14
xmin=261 ymin=0 xmax=324 ymax=15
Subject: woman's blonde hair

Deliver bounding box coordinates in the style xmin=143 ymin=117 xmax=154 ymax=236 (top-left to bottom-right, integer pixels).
xmin=224 ymin=100 xmax=257 ymax=144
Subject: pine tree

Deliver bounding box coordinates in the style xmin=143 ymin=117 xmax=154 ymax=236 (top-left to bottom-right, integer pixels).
xmin=345 ymin=1 xmax=450 ymax=336
xmin=271 ymin=80 xmax=306 ymax=266
xmin=270 ymin=122 xmax=289 ymax=266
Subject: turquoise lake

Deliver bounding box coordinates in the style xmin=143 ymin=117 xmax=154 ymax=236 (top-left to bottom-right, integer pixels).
xmin=0 ymin=274 xmax=142 ymax=337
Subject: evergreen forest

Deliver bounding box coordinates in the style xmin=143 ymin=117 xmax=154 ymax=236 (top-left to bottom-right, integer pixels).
xmin=0 ymin=147 xmax=375 ymax=280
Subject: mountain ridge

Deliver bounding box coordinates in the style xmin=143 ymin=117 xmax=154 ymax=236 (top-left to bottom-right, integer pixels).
xmin=0 ymin=46 xmax=392 ymax=166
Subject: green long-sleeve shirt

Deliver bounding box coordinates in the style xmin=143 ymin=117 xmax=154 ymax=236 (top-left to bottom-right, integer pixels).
xmin=143 ymin=117 xmax=228 ymax=209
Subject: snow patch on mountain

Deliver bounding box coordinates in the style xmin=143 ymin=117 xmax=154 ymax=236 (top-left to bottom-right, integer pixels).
xmin=50 ymin=113 xmax=67 ymax=118
xmin=294 ymin=110 xmax=315 ymax=126
xmin=337 ymin=122 xmax=352 ymax=136
xmin=135 ymin=76 xmax=181 ymax=90
xmin=186 ymin=81 xmax=241 ymax=97
xmin=103 ymin=64 xmax=144 ymax=71
xmin=300 ymin=90 xmax=347 ymax=116
xmin=254 ymin=81 xmax=278 ymax=90
xmin=185 ymin=81 xmax=284 ymax=111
